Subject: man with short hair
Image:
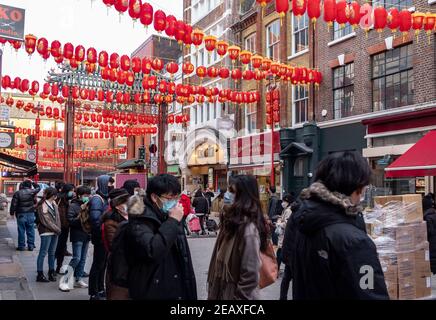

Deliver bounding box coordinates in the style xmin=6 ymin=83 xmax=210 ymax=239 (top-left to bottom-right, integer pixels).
xmin=268 ymin=185 xmax=281 ymax=246
xmin=10 ymin=180 xmax=41 ymax=251
xmin=126 ymin=174 xmax=197 ymax=300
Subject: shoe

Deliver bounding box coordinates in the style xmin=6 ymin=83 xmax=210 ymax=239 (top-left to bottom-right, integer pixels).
xmin=82 ymin=272 xmax=89 ymax=278
xmin=90 ymin=294 xmax=104 ymax=300
xmin=28 ymin=247 xmax=34 ymax=252
xmin=36 ymin=272 xmax=49 ymax=283
xmin=48 ymin=270 xmax=57 ymax=282
xmin=74 ymin=280 xmax=88 ymax=289
xmin=98 ymin=291 xmax=106 ymax=299
xmin=16 ymin=247 xmax=25 ymax=251
xmin=65 ymin=250 xmax=72 ymax=257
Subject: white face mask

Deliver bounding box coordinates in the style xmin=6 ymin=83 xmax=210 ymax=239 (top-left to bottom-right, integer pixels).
xmin=281 ymin=202 xmax=289 ymax=209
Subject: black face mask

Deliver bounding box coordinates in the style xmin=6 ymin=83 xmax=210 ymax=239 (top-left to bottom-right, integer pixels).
xmin=108 ymin=186 xmax=114 ymax=193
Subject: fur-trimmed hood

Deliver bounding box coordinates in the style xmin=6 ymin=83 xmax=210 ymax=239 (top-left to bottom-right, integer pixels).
xmin=300 ymin=182 xmax=362 ymax=216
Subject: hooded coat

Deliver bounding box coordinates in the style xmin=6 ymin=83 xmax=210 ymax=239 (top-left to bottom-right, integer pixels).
xmin=125 ymin=197 xmax=197 ymax=300
xmin=424 ymin=207 xmax=436 ymax=274
xmin=288 ymin=182 xmax=389 ymax=300
xmin=89 ymin=175 xmax=110 ymax=244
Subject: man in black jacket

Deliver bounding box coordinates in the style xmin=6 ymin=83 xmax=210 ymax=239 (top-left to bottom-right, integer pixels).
xmin=287 ymin=151 xmax=389 ymax=300
xmin=10 ymin=180 xmax=41 ymax=251
xmin=126 ymin=174 xmax=197 ymax=300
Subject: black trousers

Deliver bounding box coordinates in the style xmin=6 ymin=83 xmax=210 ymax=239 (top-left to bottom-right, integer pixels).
xmin=55 ymin=227 xmax=69 ymax=269
xmin=182 ymin=216 xmax=190 ymax=234
xmin=89 ymin=241 xmax=107 ymax=296
xmin=276 ymin=248 xmax=283 ymax=271
xmin=280 ymin=265 xmax=292 ymax=300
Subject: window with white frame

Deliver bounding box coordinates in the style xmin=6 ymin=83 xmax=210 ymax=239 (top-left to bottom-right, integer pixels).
xmin=192 ymin=0 xmax=223 ymax=24
xmin=292 ymin=14 xmax=309 ymax=55
xmin=333 ymin=63 xmax=355 ymax=119
xmin=245 ymin=103 xmax=257 ymax=134
xmin=266 ymin=20 xmax=280 ymax=61
xmin=192 ymin=106 xmax=197 ymax=125
xmin=199 ymin=104 xmax=204 ymax=123
xmin=206 ymin=103 xmax=210 ymax=121
xmin=293 ymin=86 xmax=308 ymax=125
xmin=372 ymin=0 xmax=413 ymax=10
xmin=245 ymin=33 xmax=256 ymax=52
xmin=332 ymin=22 xmax=353 ymax=41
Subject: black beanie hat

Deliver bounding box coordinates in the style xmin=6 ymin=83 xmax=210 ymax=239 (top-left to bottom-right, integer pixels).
xmin=109 ymin=188 xmax=130 ymax=208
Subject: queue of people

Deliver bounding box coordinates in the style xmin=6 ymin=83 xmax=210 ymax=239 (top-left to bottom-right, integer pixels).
xmin=15 ymin=151 xmax=435 ymax=300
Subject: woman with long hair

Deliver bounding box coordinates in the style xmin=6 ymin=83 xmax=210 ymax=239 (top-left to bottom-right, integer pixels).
xmin=36 ymin=187 xmax=62 ymax=282
xmin=207 ymin=175 xmax=268 ymax=300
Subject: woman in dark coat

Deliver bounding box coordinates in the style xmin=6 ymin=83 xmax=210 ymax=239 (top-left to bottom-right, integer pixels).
xmin=288 ymin=151 xmax=389 ymax=300
xmin=192 ymin=190 xmax=209 ymax=235
xmin=423 ymin=195 xmax=436 ymax=274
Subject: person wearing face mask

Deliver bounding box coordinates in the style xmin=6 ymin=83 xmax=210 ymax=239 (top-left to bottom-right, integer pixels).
xmin=55 ymin=183 xmax=75 ymax=274
xmin=126 ymin=174 xmax=197 ymax=300
xmin=65 ymin=186 xmax=92 ymax=291
xmin=36 ymin=187 xmax=62 ymax=282
xmin=101 ymin=188 xmax=130 ymax=300
xmin=275 ymin=193 xmax=295 ymax=275
xmin=289 ymin=151 xmax=389 ymax=300
xmin=122 ymin=180 xmax=140 ymax=197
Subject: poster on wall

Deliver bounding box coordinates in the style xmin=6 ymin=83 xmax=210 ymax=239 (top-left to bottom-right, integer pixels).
xmin=208 ymin=168 xmax=214 ymax=189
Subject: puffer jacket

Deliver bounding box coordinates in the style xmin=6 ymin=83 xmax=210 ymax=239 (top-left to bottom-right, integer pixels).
xmin=126 ymin=197 xmax=197 ymax=300
xmin=89 ymin=175 xmax=110 ymax=244
xmin=192 ymin=196 xmax=209 ymax=214
xmin=290 ymin=182 xmax=389 ymax=300
xmin=67 ymin=198 xmax=91 ymax=243
xmin=10 ymin=183 xmax=41 ymax=215
xmin=424 ymin=208 xmax=436 ymax=274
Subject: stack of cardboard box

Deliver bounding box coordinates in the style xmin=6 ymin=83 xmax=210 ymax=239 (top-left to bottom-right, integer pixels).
xmin=368 ymin=194 xmax=432 ymax=300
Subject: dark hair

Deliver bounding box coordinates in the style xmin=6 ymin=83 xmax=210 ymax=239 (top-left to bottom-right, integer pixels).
xmin=423 ymin=195 xmax=434 ymax=212
xmin=76 ymin=186 xmax=92 ymax=197
xmin=146 ymin=174 xmax=181 ymax=198
xmin=194 ymin=190 xmax=203 ymax=198
xmin=22 ymin=180 xmax=32 ymax=189
xmin=109 ymin=177 xmax=115 ymax=184
xmin=314 ymin=151 xmax=371 ymax=196
xmin=222 ymin=175 xmax=268 ymax=251
xmin=122 ymin=180 xmax=140 ymax=196
xmin=269 ymin=185 xmax=276 ymax=194
xmin=283 ymin=193 xmax=295 ymax=204
xmin=55 ymin=181 xmax=65 ymax=192
xmin=61 ymin=183 xmax=75 ymax=194
xmin=37 ymin=187 xmax=57 ymax=207
xmin=218 ymin=189 xmax=226 ymax=199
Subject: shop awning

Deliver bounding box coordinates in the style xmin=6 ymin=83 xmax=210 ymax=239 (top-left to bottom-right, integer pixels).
xmin=167 ymin=165 xmax=180 ymax=176
xmin=0 ymin=152 xmax=37 ymax=177
xmin=385 ymin=131 xmax=436 ymax=178
xmin=280 ymin=142 xmax=313 ymax=157
xmin=116 ymin=159 xmax=146 ymax=170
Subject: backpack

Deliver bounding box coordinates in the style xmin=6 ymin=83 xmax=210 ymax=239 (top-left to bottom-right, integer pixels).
xmin=78 ymin=203 xmax=92 ymax=234
xmin=109 ymin=221 xmax=130 ymax=288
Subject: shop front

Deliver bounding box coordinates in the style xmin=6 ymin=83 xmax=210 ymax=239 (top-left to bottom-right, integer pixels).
xmin=362 ymin=106 xmax=436 ymax=196
xmin=228 ymin=131 xmax=281 ymax=213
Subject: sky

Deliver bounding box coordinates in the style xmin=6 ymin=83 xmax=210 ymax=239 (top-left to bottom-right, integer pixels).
xmin=0 ymin=0 xmax=183 ymax=84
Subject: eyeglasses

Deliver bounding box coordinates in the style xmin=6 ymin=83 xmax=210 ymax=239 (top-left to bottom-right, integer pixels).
xmin=158 ymin=195 xmax=180 ymax=201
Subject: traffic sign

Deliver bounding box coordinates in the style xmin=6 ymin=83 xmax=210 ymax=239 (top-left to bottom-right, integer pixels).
xmin=26 ymin=148 xmax=36 ymax=163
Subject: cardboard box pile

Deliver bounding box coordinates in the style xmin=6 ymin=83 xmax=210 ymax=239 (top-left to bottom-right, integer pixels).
xmin=366 ymin=194 xmax=432 ymax=300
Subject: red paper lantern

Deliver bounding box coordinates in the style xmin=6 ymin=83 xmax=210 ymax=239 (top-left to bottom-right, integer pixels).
xmin=166 ymin=62 xmax=179 ymax=76
xmin=99 ymin=51 xmax=109 ymax=67
xmin=24 ymin=34 xmax=37 ymax=55
xmin=192 ymin=29 xmax=204 ymax=48
xmin=31 ymin=81 xmax=39 ymax=93
xmin=424 ymin=13 xmax=436 ymax=38
xmin=50 ymin=40 xmax=62 ymax=58
xmin=126 ymin=71 xmax=135 ymax=86
xmin=75 ymin=45 xmax=86 ymax=62
xmin=13 ymin=77 xmax=21 ymax=90
xmin=228 ymin=46 xmax=241 ymax=62
xmin=11 ymin=40 xmax=21 ymax=51
xmin=69 ymin=58 xmax=79 ymax=69
xmin=20 ymin=79 xmax=29 ymax=93
xmin=154 ymin=10 xmax=166 ymax=33
xmin=399 ymin=9 xmax=412 ymax=38
xmin=182 ymin=62 xmax=194 ymax=75
xmin=254 ymin=69 xmax=265 ymax=81
xmin=292 ymin=0 xmax=307 ymax=18
xmin=347 ymin=1 xmax=361 ymax=29
xmin=276 ymin=0 xmax=289 ymax=18
xmin=175 ymin=20 xmax=186 ymax=44
xmin=231 ymin=69 xmax=242 ymax=81
xmin=270 ymin=62 xmax=280 ymax=75
xmin=152 ymin=58 xmax=163 ymax=71
xmin=168 ymin=82 xmax=176 ymax=94
xmin=114 ymin=0 xmax=129 ymax=14
xmin=63 ymin=42 xmax=74 ymax=59
xmin=36 ymin=38 xmax=49 ymax=57
xmin=307 ymin=0 xmax=321 ymax=26
xmin=374 ymin=6 xmax=388 ymax=33
xmin=256 ymin=0 xmax=272 ymax=8
xmin=120 ymin=55 xmax=131 ymax=71
xmin=110 ymin=53 xmax=120 ymax=69
xmin=412 ymin=12 xmax=425 ymax=38
xmin=51 ymin=83 xmax=59 ymax=96
xmin=154 ymin=94 xmax=163 ymax=104
xmin=196 ymin=66 xmax=207 ymax=80
xmin=103 ymin=0 xmax=115 ymax=7
xmin=87 ymin=47 xmax=97 ymax=64
xmin=131 ymin=56 xmax=141 ymax=73
xmin=142 ymin=58 xmax=152 ymax=74
xmin=159 ymin=80 xmax=168 ymax=93
xmin=140 ymin=2 xmax=153 ymax=28
xmin=128 ymin=0 xmax=142 ymax=20
xmin=184 ymin=24 xmax=193 ymax=48
xmin=216 ymin=41 xmax=229 ymax=57
xmin=165 ymin=15 xmax=177 ymax=37
xmin=243 ymin=70 xmax=254 ymax=81
xmin=240 ymin=51 xmax=252 ymax=65
xmin=204 ymin=35 xmax=217 ymax=53
xmin=251 ymin=55 xmax=263 ymax=69
xmin=336 ymin=1 xmax=348 ymax=27
xmin=261 ymin=58 xmax=272 ymax=71
xmin=219 ymin=67 xmax=230 ymax=79
xmin=207 ymin=66 xmax=219 ymax=78
xmin=323 ymin=0 xmax=336 ymax=28
xmin=387 ymin=8 xmax=400 ymax=33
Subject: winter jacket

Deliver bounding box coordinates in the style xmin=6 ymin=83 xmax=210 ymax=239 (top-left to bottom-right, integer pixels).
xmin=290 ymin=182 xmax=389 ymax=300
xmin=268 ymin=195 xmax=281 ymax=222
xmin=10 ymin=183 xmax=41 ymax=215
xmin=102 ymin=209 xmax=127 ymax=252
xmin=89 ymin=176 xmax=110 ymax=244
xmin=37 ymin=201 xmax=62 ymax=235
xmin=276 ymin=206 xmax=292 ymax=249
xmin=126 ymin=197 xmax=197 ymax=300
xmin=56 ymin=196 xmax=70 ymax=229
xmin=207 ymin=222 xmax=261 ymax=300
xmin=424 ymin=208 xmax=436 ymax=274
xmin=67 ymin=198 xmax=91 ymax=243
xmin=179 ymin=194 xmax=191 ymax=217
xmin=192 ymin=196 xmax=209 ymax=215
xmin=281 ymin=200 xmax=302 ymax=270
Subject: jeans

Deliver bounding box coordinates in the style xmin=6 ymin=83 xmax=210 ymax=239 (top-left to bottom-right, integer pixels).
xmin=37 ymin=235 xmax=59 ymax=272
xmin=280 ymin=265 xmax=292 ymax=300
xmin=276 ymin=248 xmax=283 ymax=271
xmin=16 ymin=212 xmax=35 ymax=249
xmin=89 ymin=241 xmax=107 ymax=296
xmin=55 ymin=227 xmax=70 ymax=268
xmin=69 ymin=240 xmax=90 ymax=281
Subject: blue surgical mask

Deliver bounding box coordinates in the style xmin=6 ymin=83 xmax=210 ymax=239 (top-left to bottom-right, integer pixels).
xmin=160 ymin=198 xmax=178 ymax=214
xmin=67 ymin=191 xmax=74 ymax=199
